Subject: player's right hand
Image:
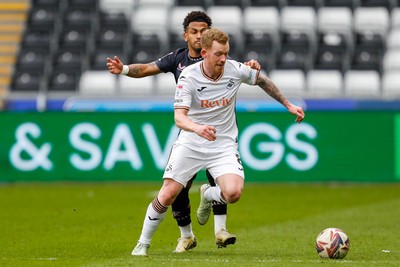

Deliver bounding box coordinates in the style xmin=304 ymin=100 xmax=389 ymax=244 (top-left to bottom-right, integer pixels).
xmin=194 ymin=125 xmax=217 ymax=141
xmin=106 ymin=56 xmax=123 ymax=74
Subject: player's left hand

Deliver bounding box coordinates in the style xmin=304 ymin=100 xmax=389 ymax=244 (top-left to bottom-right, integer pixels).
xmin=287 ymin=103 xmax=305 ymax=123
xmin=244 ymin=59 xmax=261 ymax=71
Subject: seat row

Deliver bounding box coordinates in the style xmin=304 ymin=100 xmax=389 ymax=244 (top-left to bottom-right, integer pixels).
xmin=77 ymin=69 xmax=400 ymax=100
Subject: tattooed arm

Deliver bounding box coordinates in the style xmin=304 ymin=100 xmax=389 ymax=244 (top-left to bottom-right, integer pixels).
xmin=256 ymin=73 xmax=305 ymax=123
xmin=106 ymin=56 xmax=162 ymax=77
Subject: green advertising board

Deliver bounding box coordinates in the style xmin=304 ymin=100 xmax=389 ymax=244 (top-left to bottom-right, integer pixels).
xmin=0 ymin=111 xmax=397 ymax=182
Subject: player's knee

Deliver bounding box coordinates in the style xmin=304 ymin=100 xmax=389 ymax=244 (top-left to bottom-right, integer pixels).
xmin=223 ymin=189 xmax=242 ymax=204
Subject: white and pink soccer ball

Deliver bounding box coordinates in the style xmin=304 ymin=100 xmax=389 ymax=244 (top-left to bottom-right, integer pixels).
xmin=316 ymin=227 xmax=350 ymax=259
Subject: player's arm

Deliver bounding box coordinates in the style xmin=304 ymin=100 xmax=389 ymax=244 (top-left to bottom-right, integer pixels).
xmin=174 ymin=108 xmax=217 ymax=141
xmin=243 ymin=59 xmax=261 ymax=71
xmin=106 ymin=56 xmax=162 ymax=77
xmin=256 ymin=73 xmax=305 ymax=123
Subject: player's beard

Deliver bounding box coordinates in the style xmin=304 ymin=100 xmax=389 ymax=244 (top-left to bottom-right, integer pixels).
xmin=194 ymin=47 xmax=202 ymax=55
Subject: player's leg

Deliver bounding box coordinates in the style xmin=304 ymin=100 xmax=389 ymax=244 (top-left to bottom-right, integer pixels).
xmin=205 ymin=170 xmax=235 ymax=247
xmin=132 ymin=178 xmax=183 ymax=256
xmin=132 ymin=142 xmax=203 ymax=255
xmin=197 ymin=151 xmax=244 ymax=248
xmin=171 ymin=175 xmax=197 ymax=253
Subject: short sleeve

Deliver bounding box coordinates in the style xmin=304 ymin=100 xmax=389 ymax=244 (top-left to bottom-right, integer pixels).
xmin=239 ymin=62 xmax=259 ymax=85
xmin=174 ymin=74 xmax=192 ymax=109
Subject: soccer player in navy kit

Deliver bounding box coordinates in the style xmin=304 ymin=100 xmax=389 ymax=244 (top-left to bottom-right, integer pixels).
xmin=107 ymin=11 xmax=260 ymax=253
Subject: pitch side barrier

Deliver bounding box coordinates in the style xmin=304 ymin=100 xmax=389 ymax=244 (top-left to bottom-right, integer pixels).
xmin=1 ymin=98 xmax=400 ymax=182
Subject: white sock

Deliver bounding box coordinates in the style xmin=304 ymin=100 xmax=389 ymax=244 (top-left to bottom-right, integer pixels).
xmin=179 ymin=224 xmax=194 ymax=238
xmin=138 ymin=198 xmax=168 ymax=245
xmin=214 ymin=214 xmax=227 ymax=235
xmin=204 ymin=185 xmax=227 ymax=204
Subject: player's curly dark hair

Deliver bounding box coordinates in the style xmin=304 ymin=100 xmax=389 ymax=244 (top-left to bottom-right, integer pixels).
xmin=182 ymin=11 xmax=212 ymax=32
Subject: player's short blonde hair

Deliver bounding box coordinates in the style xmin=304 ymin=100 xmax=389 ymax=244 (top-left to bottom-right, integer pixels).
xmin=201 ymin=28 xmax=229 ymax=49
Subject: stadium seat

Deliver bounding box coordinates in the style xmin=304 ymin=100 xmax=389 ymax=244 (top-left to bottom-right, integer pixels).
xmin=354 ymin=7 xmax=390 ymax=46
xmin=391 ymin=8 xmax=400 ymax=29
xmin=136 ymin=0 xmax=176 ymax=7
xmin=96 ymin=27 xmax=127 ymax=49
xmin=383 ymin=49 xmax=400 ymax=72
xmin=119 ymin=75 xmax=155 ymax=96
xmin=306 ymin=69 xmax=343 ymax=98
xmin=359 ymin=0 xmax=396 ymax=10
xmin=79 ymin=70 xmax=117 ymax=95
xmin=28 ymin=6 xmax=57 ymax=31
xmin=11 ymin=70 xmax=43 ymax=92
xmin=175 ymin=0 xmax=212 ymax=9
xmin=351 ymin=45 xmax=383 ymax=72
xmin=387 ymin=29 xmax=400 ymax=49
xmin=353 ymin=7 xmax=389 ymax=72
xmin=344 ymin=70 xmax=381 ymax=98
xmin=59 ymin=28 xmax=89 ymax=50
xmin=248 ymin=0 xmax=284 ymax=9
xmin=155 ymin=72 xmax=176 ymax=95
xmin=16 ymin=47 xmax=48 ymax=70
xmin=22 ymin=29 xmax=52 ymax=49
xmin=48 ymin=70 xmax=79 ymax=92
xmin=213 ymin=0 xmax=246 ymax=8
xmin=278 ymin=7 xmax=317 ymax=71
xmin=286 ymin=0 xmax=324 ymax=9
xmin=382 ymin=71 xmax=400 ymax=99
xmin=207 ymin=6 xmax=244 ymax=59
xmin=131 ymin=6 xmax=169 ymax=54
xmin=314 ymin=32 xmax=350 ymax=72
xmin=323 ymin=0 xmax=360 ymax=10
xmin=269 ymin=69 xmax=306 ymax=98
xmin=53 ymin=47 xmax=84 ymax=71
xmin=99 ymin=0 xmax=135 ymax=18
xmin=317 ymin=7 xmax=354 ymax=47
xmin=243 ymin=7 xmax=280 ymax=71
xmin=63 ymin=6 xmax=93 ymax=30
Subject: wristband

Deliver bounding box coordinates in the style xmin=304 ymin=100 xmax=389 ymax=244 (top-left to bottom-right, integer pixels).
xmin=120 ymin=65 xmax=129 ymax=75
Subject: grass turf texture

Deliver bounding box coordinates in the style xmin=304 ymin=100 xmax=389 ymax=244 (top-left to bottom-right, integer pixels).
xmin=1 ymin=182 xmax=399 ymax=267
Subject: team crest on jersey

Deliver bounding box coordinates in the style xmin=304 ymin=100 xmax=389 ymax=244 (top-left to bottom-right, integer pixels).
xmin=226 ymin=79 xmax=235 ymax=90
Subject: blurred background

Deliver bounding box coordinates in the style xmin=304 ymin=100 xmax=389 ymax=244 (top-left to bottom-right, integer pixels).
xmin=1 ymin=0 xmax=399 ymax=182
xmin=1 ymin=0 xmax=399 ymax=111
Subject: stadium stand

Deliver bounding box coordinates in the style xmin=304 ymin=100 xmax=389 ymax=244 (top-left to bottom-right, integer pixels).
xmin=1 ymin=0 xmax=399 ymax=106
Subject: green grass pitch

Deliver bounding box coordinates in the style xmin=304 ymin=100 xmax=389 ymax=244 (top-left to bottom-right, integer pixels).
xmin=1 ymin=182 xmax=399 ymax=267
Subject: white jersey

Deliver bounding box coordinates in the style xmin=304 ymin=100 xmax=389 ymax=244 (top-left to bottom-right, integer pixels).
xmin=174 ymin=59 xmax=259 ymax=150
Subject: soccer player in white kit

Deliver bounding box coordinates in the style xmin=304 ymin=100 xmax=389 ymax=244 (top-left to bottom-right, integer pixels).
xmin=132 ymin=28 xmax=305 ymax=256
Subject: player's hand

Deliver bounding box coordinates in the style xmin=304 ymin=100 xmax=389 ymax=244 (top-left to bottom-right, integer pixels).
xmin=194 ymin=125 xmax=217 ymax=141
xmin=287 ymin=103 xmax=305 ymax=123
xmin=106 ymin=56 xmax=124 ymax=74
xmin=244 ymin=59 xmax=261 ymax=71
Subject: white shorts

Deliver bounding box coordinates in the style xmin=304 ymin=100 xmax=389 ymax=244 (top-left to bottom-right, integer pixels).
xmin=163 ymin=143 xmax=245 ymax=187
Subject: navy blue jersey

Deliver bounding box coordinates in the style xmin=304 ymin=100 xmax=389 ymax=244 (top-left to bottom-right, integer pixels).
xmin=155 ymin=48 xmax=203 ymax=83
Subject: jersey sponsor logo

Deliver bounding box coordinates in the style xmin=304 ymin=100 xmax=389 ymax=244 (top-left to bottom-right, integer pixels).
xmin=197 ymin=86 xmax=207 ymax=92
xmin=201 ymin=97 xmax=234 ymax=108
xmin=177 ymin=63 xmax=186 ymax=71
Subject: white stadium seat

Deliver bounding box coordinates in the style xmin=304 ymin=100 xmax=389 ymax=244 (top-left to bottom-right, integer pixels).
xmin=119 ymin=75 xmax=155 ymax=96
xmin=155 ymin=72 xmax=176 ymax=95
xmin=79 ymin=71 xmax=117 ymax=95
xmin=307 ymin=69 xmax=343 ymax=98
xmin=269 ymin=69 xmax=306 ymax=98
xmin=382 ymin=71 xmax=400 ymax=99
xmin=383 ymin=49 xmax=400 ymax=72
xmin=344 ymin=70 xmax=381 ymax=98
xmin=99 ymin=0 xmax=135 ymax=17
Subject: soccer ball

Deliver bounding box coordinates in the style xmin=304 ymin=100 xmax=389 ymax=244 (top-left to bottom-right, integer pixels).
xmin=315 ymin=227 xmax=350 ymax=259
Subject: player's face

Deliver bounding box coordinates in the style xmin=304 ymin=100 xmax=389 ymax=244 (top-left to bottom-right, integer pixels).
xmin=202 ymin=41 xmax=229 ymax=75
xmin=184 ymin=22 xmax=209 ymax=54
